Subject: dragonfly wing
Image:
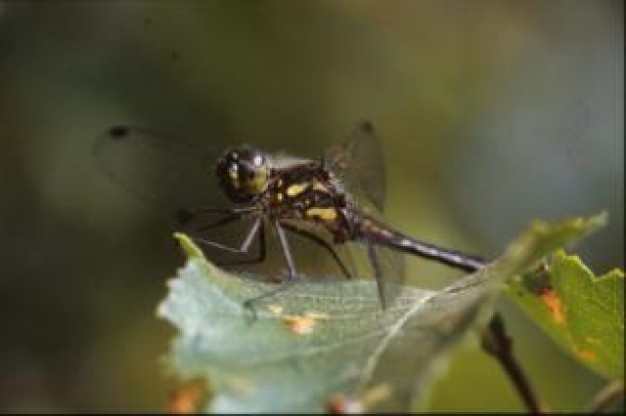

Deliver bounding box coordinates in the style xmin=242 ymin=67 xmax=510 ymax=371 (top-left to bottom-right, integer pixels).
xmin=93 ymin=125 xmax=224 ymax=209
xmin=325 ymin=122 xmax=406 ymax=307
xmin=268 ymin=151 xmax=313 ymax=170
xmin=324 ymin=121 xmax=386 ymax=214
xmin=368 ymin=240 xmax=406 ymax=308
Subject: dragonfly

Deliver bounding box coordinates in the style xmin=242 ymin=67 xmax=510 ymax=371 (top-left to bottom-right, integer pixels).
xmin=94 ymin=121 xmax=486 ymax=310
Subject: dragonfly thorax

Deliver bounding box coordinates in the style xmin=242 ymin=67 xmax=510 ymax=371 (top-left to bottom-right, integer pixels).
xmin=216 ymin=145 xmax=271 ymax=203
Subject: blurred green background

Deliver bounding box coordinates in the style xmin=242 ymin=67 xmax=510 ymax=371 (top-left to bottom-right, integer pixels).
xmin=0 ymin=0 xmax=622 ymax=412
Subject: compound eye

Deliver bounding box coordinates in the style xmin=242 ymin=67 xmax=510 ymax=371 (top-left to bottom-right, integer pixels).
xmin=228 ymin=162 xmax=239 ymax=178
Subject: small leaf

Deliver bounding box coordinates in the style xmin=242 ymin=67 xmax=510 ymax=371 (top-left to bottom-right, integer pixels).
xmin=506 ymin=250 xmax=624 ymax=379
xmin=157 ymin=213 xmax=607 ymax=412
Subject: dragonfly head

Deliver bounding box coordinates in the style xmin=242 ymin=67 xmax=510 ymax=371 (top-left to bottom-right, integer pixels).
xmin=216 ymin=145 xmax=271 ymax=203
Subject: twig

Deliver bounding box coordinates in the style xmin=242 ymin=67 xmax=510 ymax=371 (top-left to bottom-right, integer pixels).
xmin=588 ymin=379 xmax=624 ymax=413
xmin=481 ymin=313 xmax=549 ymax=414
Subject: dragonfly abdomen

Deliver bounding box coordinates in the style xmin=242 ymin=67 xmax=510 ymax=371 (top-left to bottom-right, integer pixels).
xmin=353 ymin=213 xmax=487 ymax=273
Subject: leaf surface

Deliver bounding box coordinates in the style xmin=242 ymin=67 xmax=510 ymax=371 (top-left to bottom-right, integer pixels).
xmin=158 ymin=213 xmax=608 ymax=412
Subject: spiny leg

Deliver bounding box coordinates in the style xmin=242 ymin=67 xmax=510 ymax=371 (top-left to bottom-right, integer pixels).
xmin=243 ymin=220 xmax=300 ymax=317
xmin=275 ymin=220 xmax=298 ymax=279
xmin=280 ymin=222 xmax=352 ymax=280
xmin=179 ymin=205 xmax=269 ymax=266
xmin=189 ymin=216 xmax=264 ymax=266
xmin=216 ymin=221 xmax=266 ymax=267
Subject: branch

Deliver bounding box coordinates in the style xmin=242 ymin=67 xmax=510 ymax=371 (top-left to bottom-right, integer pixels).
xmin=481 ymin=313 xmax=549 ymax=414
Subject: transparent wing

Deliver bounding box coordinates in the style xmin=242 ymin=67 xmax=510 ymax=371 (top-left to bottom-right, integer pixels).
xmin=324 ymin=121 xmax=386 ymax=213
xmin=93 ymin=125 xmax=226 ymax=209
xmin=268 ymin=151 xmax=314 ymax=170
xmin=342 ymin=234 xmax=406 ymax=309
xmin=324 ymin=122 xmax=405 ymax=307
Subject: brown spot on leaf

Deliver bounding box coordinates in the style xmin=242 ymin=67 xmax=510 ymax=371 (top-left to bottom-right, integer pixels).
xmin=167 ymin=379 xmax=205 ymax=414
xmin=282 ymin=315 xmax=317 ymax=335
xmin=325 ymin=394 xmax=364 ymax=414
xmin=282 ymin=312 xmax=328 ymax=335
xmin=539 ymin=288 xmax=565 ymax=324
xmin=526 ymin=268 xmax=566 ymax=325
xmin=325 ymin=384 xmax=391 ymax=414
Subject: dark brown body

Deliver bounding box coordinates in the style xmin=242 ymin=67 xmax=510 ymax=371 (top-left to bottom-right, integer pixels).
xmin=262 ymin=161 xmax=354 ymax=242
xmin=260 ymin=161 xmax=485 ymax=273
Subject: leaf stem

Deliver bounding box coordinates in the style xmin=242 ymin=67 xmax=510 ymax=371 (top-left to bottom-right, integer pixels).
xmin=481 ymin=313 xmax=548 ymax=414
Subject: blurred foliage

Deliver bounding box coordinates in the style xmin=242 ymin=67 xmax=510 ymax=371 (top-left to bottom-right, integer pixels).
xmin=0 ymin=0 xmax=622 ymax=412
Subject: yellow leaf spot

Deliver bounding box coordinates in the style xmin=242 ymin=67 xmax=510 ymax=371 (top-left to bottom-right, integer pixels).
xmin=574 ymin=347 xmax=597 ymax=362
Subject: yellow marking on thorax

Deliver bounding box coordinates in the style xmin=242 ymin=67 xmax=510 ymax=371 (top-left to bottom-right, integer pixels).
xmin=312 ymin=181 xmax=328 ymax=192
xmin=305 ymin=207 xmax=338 ymax=221
xmin=286 ymin=183 xmax=310 ymax=197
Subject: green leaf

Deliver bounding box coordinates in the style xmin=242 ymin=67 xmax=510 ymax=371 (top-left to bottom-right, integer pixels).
xmin=157 ymin=213 xmax=607 ymax=412
xmin=506 ymin=250 xmax=624 ymax=379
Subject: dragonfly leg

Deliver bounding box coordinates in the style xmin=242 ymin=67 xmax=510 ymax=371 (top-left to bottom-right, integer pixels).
xmin=187 ymin=216 xmax=266 ymax=266
xmin=242 ymin=221 xmax=300 ymax=320
xmin=279 ymin=222 xmax=352 ymax=280
xmin=274 ymin=220 xmax=298 ymax=280
xmin=179 ymin=207 xmax=267 ymax=265
xmin=212 ymin=220 xmax=267 ymax=267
